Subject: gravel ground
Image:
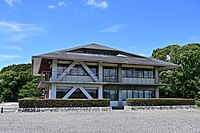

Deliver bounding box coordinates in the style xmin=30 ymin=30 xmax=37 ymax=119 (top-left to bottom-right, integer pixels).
xmin=0 ymin=110 xmax=200 ymax=133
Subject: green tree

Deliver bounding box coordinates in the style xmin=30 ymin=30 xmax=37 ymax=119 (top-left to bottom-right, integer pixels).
xmin=152 ymin=43 xmax=200 ymax=98
xmin=0 ymin=64 xmax=42 ymax=101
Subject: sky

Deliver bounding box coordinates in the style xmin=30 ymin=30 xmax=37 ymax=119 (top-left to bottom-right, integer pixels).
xmin=0 ymin=0 xmax=200 ymax=70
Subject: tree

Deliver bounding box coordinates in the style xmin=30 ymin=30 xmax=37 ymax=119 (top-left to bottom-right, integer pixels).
xmin=152 ymin=43 xmax=200 ymax=98
xmin=0 ymin=64 xmax=42 ymax=101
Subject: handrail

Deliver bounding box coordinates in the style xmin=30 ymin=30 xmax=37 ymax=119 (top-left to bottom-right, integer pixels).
xmin=39 ymin=71 xmax=162 ymax=84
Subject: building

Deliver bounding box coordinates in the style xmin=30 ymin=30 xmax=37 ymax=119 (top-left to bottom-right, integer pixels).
xmin=32 ymin=43 xmax=179 ymax=107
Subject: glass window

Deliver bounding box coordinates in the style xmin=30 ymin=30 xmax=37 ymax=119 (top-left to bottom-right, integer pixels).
xmin=71 ymin=67 xmax=78 ymax=75
xmin=133 ymin=90 xmax=139 ymax=98
xmin=149 ymin=70 xmax=154 ymax=78
xmin=144 ymin=70 xmax=149 ymax=78
xmin=56 ymin=88 xmax=70 ymax=98
xmin=127 ymin=90 xmax=133 ymax=98
xmin=103 ymin=67 xmax=118 ymax=82
xmin=150 ymin=90 xmax=155 ymax=98
xmin=103 ymin=89 xmax=118 ymax=101
xmin=110 ymin=90 xmax=118 ymax=101
xmin=133 ymin=69 xmax=138 ymax=78
xmin=103 ymin=90 xmax=110 ymax=99
xmin=144 ymin=91 xmax=150 ymax=98
xmin=139 ymin=90 xmax=144 ymax=98
xmin=127 ymin=69 xmax=133 ymax=77
xmin=122 ymin=70 xmax=127 ymax=77
xmin=77 ymin=66 xmax=84 ymax=75
xmin=86 ymin=89 xmax=98 ymax=98
xmin=122 ymin=90 xmax=127 ymax=101
xmin=69 ymin=89 xmax=87 ymax=99
xmin=90 ymin=67 xmax=98 ymax=76
xmin=138 ymin=70 xmax=144 ymax=78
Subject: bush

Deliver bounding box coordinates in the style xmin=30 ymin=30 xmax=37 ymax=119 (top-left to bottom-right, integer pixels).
xmin=126 ymin=98 xmax=195 ymax=106
xmin=195 ymin=100 xmax=200 ymax=107
xmin=19 ymin=99 xmax=110 ymax=108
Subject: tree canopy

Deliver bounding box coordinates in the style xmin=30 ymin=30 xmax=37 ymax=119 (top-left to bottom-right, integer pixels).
xmin=152 ymin=43 xmax=200 ymax=98
xmin=0 ymin=64 xmax=42 ymax=102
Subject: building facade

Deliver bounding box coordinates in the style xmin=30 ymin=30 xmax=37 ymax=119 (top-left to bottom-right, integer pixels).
xmin=32 ymin=43 xmax=179 ymax=107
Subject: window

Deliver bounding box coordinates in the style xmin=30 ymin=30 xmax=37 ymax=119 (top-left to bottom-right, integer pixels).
xmin=69 ymin=89 xmax=87 ymax=99
xmin=127 ymin=69 xmax=133 ymax=77
xmin=122 ymin=70 xmax=126 ymax=77
xmin=103 ymin=67 xmax=118 ymax=82
xmin=133 ymin=69 xmax=138 ymax=78
xmin=133 ymin=90 xmax=139 ymax=98
xmin=103 ymin=89 xmax=118 ymax=101
xmin=122 ymin=90 xmax=127 ymax=101
xmin=144 ymin=90 xmax=150 ymax=98
xmin=86 ymin=89 xmax=98 ymax=98
xmin=89 ymin=67 xmax=98 ymax=76
xmin=138 ymin=70 xmax=144 ymax=78
xmin=122 ymin=89 xmax=156 ymax=100
xmin=56 ymin=86 xmax=71 ymax=98
xmin=143 ymin=70 xmax=149 ymax=78
xmin=121 ymin=68 xmax=154 ymax=78
xmin=127 ymin=90 xmax=132 ymax=98
xmin=149 ymin=70 xmax=154 ymax=78
xmin=139 ymin=90 xmax=144 ymax=98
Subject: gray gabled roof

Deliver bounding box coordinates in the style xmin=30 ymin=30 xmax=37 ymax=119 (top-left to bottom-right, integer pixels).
xmin=50 ymin=43 xmax=147 ymax=58
xmin=32 ymin=43 xmax=180 ymax=69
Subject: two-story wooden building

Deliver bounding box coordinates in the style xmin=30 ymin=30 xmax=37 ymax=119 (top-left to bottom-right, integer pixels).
xmin=32 ymin=43 xmax=179 ymax=107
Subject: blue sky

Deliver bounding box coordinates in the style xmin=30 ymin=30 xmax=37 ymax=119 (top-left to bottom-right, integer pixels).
xmin=0 ymin=0 xmax=200 ymax=70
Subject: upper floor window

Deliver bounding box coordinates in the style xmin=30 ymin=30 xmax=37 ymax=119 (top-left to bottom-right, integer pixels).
xmin=122 ymin=68 xmax=154 ymax=78
xmin=57 ymin=64 xmax=98 ymax=76
xmin=103 ymin=67 xmax=118 ymax=82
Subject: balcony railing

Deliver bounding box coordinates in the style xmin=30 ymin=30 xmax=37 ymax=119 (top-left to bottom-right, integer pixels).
xmin=40 ymin=71 xmax=161 ymax=85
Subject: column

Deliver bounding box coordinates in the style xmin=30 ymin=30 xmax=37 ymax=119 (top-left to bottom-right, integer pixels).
xmin=51 ymin=84 xmax=57 ymax=99
xmin=155 ymin=87 xmax=159 ymax=98
xmin=155 ymin=67 xmax=159 ymax=84
xmin=98 ymin=62 xmax=103 ymax=82
xmin=118 ymin=64 xmax=122 ymax=83
xmin=118 ymin=88 xmax=123 ymax=108
xmin=51 ymin=59 xmax=57 ymax=81
xmin=98 ymin=85 xmax=103 ymax=99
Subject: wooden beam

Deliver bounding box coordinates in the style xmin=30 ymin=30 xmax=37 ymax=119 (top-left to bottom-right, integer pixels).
xmin=62 ymin=86 xmax=77 ymax=99
xmin=57 ymin=61 xmax=77 ymax=81
xmin=79 ymin=87 xmax=93 ymax=99
xmin=79 ymin=61 xmax=99 ymax=82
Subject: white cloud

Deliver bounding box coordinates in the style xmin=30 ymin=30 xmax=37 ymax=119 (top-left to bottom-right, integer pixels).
xmin=58 ymin=2 xmax=66 ymax=7
xmin=0 ymin=54 xmax=22 ymax=62
xmin=87 ymin=0 xmax=109 ymax=9
xmin=5 ymin=0 xmax=18 ymax=7
xmin=0 ymin=20 xmax=45 ymax=41
xmin=47 ymin=5 xmax=57 ymax=9
xmin=0 ymin=45 xmax=22 ymax=50
xmin=99 ymin=24 xmax=125 ymax=33
xmin=48 ymin=2 xmax=68 ymax=9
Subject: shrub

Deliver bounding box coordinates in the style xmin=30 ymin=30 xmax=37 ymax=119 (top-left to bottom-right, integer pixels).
xmin=126 ymin=98 xmax=195 ymax=106
xmin=195 ymin=100 xmax=200 ymax=107
xmin=19 ymin=98 xmax=110 ymax=108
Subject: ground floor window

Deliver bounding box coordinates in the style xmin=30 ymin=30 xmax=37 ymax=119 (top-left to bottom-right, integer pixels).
xmin=122 ymin=89 xmax=155 ymax=101
xmin=56 ymin=87 xmax=98 ymax=99
xmin=56 ymin=87 xmax=71 ymax=98
xmin=86 ymin=89 xmax=98 ymax=98
xmin=103 ymin=89 xmax=118 ymax=101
